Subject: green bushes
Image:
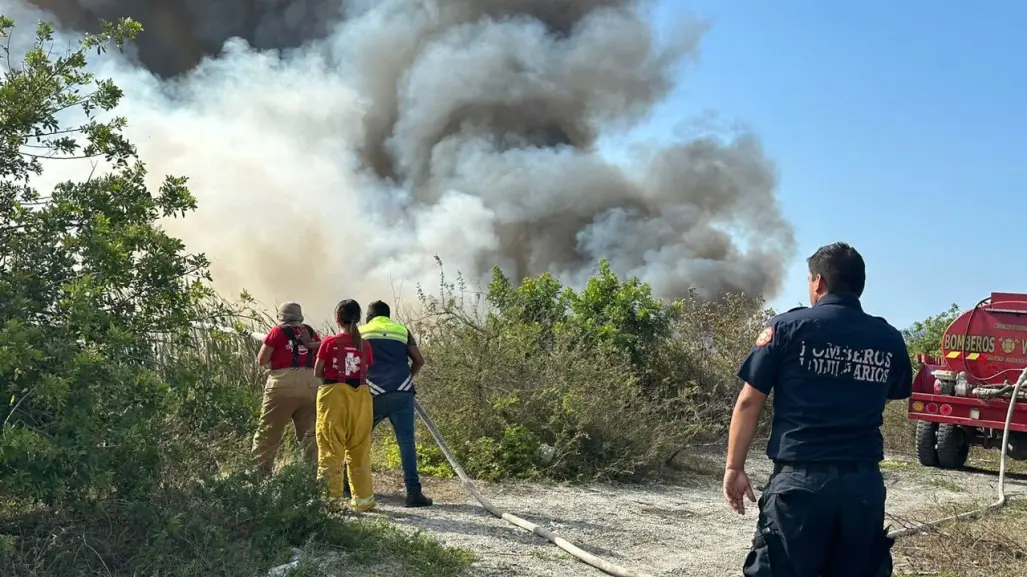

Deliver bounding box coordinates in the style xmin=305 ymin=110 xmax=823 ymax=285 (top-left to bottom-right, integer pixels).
xmin=0 ymin=462 xmax=472 ymax=577
xmin=0 ymin=15 xmax=210 ymax=507
xmin=0 ymin=17 xmax=471 ymax=577
xmin=405 ymin=261 xmax=774 ymax=482
xmin=399 ymin=272 xmax=967 ymax=481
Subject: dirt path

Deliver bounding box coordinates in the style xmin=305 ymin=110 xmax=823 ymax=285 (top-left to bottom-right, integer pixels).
xmin=366 ymin=452 xmax=1027 ymax=577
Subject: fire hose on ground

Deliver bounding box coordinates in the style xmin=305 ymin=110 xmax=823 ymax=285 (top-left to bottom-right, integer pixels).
xmin=199 ymin=323 xmax=1023 ymax=575
xmin=196 ymin=323 xmax=650 ymax=577
xmin=412 ymin=399 xmax=649 ymax=577
xmin=886 ymin=366 xmax=1026 ymax=539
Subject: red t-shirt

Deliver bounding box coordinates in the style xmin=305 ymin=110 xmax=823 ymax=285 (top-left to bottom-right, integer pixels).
xmin=264 ymin=325 xmax=321 ymax=370
xmin=317 ymin=333 xmax=373 ymax=383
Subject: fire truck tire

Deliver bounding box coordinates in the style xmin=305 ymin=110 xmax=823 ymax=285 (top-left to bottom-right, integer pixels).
xmin=915 ymin=421 xmax=940 ymax=467
xmin=935 ymin=424 xmax=970 ymax=469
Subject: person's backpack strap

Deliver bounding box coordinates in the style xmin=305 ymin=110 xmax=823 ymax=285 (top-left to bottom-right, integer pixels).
xmin=284 ymin=325 xmax=301 ymax=368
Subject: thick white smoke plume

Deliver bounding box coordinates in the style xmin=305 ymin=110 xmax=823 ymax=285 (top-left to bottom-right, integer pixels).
xmin=5 ymin=0 xmax=795 ymax=323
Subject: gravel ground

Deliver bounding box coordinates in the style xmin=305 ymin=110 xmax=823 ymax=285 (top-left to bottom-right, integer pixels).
xmin=365 ymin=452 xmax=1027 ymax=577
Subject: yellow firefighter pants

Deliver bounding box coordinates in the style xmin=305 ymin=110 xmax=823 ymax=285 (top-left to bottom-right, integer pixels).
xmin=316 ymin=382 xmax=375 ymax=511
xmin=252 ymin=368 xmax=319 ymax=473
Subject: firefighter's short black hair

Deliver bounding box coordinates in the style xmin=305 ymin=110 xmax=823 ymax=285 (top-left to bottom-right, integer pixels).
xmin=366 ymin=300 xmax=391 ymax=321
xmin=807 ymin=242 xmax=866 ymax=298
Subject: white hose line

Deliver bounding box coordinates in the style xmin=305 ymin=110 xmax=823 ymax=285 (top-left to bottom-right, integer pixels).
xmin=887 ymin=366 xmax=1027 ymax=540
xmin=413 ymin=399 xmax=653 ymax=577
xmin=190 ymin=321 xmax=267 ymax=342
xmin=210 ymin=323 xmax=653 ymax=577
xmin=266 ymin=548 xmax=302 ymax=577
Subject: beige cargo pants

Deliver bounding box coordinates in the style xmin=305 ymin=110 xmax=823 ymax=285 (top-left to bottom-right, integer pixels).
xmin=251 ymin=367 xmax=320 ymax=473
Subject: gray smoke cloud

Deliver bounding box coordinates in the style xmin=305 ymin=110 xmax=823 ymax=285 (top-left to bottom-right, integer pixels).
xmin=7 ymin=0 xmax=795 ymax=322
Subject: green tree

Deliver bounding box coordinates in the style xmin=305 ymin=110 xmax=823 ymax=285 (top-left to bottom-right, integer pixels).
xmin=486 ymin=267 xmax=571 ymax=350
xmin=0 ymin=16 xmax=220 ymax=504
xmin=484 ymin=260 xmax=677 ymax=367
xmin=902 ymin=303 xmax=962 ymax=364
xmin=567 ymin=259 xmax=676 ymax=367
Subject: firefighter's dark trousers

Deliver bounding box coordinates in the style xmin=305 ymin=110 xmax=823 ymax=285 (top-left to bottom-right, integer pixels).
xmin=743 ymin=461 xmax=895 ymax=577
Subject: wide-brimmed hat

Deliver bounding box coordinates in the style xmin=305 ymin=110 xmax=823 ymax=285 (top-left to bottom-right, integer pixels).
xmin=277 ymin=301 xmax=304 ymax=325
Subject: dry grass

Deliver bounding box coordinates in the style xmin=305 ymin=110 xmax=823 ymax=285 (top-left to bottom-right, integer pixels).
xmin=967 ymin=448 xmax=1027 ymax=476
xmin=883 ymin=401 xmax=917 ymax=454
xmin=883 ymin=402 xmax=1027 ymax=577
xmin=864 ymin=402 xmax=1027 ymax=577
xmin=893 ymin=500 xmax=1027 ymax=577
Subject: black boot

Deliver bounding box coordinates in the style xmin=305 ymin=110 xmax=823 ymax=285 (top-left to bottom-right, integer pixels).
xmin=405 ymin=486 xmax=433 ymax=508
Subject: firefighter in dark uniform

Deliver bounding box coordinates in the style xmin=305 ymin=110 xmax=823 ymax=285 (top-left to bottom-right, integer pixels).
xmin=724 ymin=242 xmax=913 ymax=577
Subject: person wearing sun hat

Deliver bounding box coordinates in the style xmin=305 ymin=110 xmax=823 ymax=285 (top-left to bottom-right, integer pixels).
xmin=251 ymin=301 xmax=322 ymax=474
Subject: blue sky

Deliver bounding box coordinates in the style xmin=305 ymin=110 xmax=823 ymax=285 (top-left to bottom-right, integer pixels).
xmin=608 ymin=1 xmax=1025 ymax=330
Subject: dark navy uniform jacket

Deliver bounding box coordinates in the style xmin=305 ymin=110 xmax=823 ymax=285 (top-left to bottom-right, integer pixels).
xmin=737 ymin=293 xmax=913 ymax=463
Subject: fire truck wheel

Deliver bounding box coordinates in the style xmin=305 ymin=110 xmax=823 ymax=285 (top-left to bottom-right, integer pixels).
xmin=915 ymin=421 xmax=940 ymax=467
xmin=935 ymin=424 xmax=970 ymax=469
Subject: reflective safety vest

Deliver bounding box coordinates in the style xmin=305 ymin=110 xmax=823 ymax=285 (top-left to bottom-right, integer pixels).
xmin=359 ymin=316 xmax=414 ymax=396
xmin=282 ymin=324 xmax=316 ymax=369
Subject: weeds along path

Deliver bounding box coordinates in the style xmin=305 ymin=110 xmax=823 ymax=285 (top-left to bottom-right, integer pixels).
xmin=366 ymin=452 xmax=1027 ymax=577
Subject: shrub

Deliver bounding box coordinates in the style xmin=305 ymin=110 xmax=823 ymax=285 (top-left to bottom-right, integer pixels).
xmin=404 ymin=260 xmax=774 ymax=481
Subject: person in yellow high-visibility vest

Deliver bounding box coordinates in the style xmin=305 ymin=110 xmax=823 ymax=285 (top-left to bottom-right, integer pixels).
xmin=313 ymin=299 xmax=375 ymax=511
xmin=340 ymin=300 xmax=431 ymax=507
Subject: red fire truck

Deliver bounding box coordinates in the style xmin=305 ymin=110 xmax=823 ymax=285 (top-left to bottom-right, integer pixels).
xmin=908 ymin=292 xmax=1027 ymax=469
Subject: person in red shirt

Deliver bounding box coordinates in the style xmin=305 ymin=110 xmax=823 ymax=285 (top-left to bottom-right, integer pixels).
xmin=314 ymin=299 xmax=375 ymax=511
xmin=252 ymin=301 xmax=322 ymax=474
